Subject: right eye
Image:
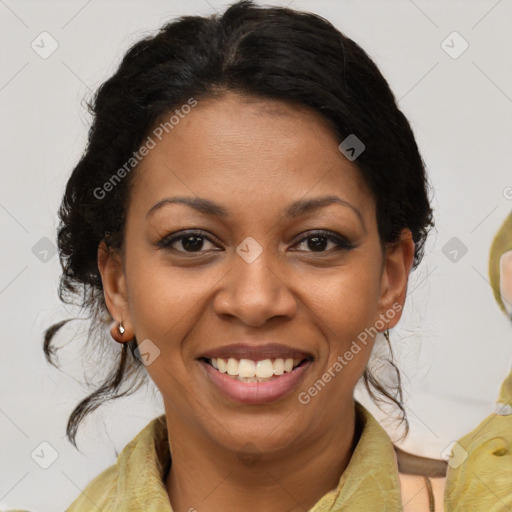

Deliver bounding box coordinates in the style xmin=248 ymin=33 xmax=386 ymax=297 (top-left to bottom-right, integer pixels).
xmin=156 ymin=229 xmax=222 ymax=253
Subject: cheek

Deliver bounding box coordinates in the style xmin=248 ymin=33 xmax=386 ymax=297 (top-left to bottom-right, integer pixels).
xmin=127 ymin=266 xmax=182 ymax=338
xmin=304 ymin=263 xmax=382 ymax=336
xmin=125 ymin=255 xmax=226 ymax=350
xmin=124 ymin=261 xmax=208 ymax=398
xmin=306 ymin=264 xmax=381 ymax=383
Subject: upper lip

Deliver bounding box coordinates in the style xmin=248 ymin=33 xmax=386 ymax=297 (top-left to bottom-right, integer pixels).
xmin=198 ymin=343 xmax=314 ymax=361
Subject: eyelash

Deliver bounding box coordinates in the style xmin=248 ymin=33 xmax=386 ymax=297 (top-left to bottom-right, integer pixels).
xmin=156 ymin=229 xmax=357 ymax=255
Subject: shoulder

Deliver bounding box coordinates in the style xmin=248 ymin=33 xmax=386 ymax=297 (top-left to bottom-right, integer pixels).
xmin=67 ymin=414 xmax=169 ymax=511
xmin=66 ymin=462 xmax=119 ymax=511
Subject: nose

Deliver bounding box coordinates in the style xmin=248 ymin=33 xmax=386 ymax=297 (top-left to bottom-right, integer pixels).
xmin=213 ymin=248 xmax=297 ymax=327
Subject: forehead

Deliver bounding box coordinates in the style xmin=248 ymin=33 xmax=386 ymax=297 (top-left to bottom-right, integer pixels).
xmin=127 ymin=91 xmax=373 ymax=223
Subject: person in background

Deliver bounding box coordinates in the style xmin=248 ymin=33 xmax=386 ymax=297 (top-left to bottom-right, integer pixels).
xmin=443 ymin=211 xmax=512 ymax=510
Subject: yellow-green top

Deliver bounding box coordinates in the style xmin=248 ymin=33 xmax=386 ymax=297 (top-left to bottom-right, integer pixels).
xmin=65 ymin=401 xmax=403 ymax=511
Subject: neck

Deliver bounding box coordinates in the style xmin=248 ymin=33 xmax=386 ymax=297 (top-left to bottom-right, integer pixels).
xmin=164 ymin=402 xmax=360 ymax=512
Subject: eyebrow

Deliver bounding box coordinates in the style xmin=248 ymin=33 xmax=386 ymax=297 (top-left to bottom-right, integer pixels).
xmin=146 ymin=195 xmax=365 ymax=228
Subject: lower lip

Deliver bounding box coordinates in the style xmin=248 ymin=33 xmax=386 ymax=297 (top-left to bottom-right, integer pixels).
xmin=198 ymin=359 xmax=312 ymax=405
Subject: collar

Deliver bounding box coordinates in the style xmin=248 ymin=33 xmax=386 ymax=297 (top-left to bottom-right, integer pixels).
xmin=67 ymin=401 xmax=402 ymax=511
xmin=309 ymin=401 xmax=403 ymax=511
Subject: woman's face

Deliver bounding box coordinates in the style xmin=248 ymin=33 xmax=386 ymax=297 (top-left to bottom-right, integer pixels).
xmin=99 ymin=91 xmax=414 ymax=456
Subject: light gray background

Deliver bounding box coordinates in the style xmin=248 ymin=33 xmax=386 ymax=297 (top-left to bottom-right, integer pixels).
xmin=1 ymin=0 xmax=511 ymax=510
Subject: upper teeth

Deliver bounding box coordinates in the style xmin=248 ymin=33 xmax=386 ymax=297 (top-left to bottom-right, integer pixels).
xmin=210 ymin=357 xmax=302 ymax=378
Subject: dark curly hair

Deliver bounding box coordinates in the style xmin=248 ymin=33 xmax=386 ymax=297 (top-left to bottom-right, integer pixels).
xmin=44 ymin=0 xmax=434 ymax=449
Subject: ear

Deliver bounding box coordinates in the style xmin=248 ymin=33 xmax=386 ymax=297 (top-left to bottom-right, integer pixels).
xmin=97 ymin=240 xmax=133 ymax=336
xmin=377 ymin=228 xmax=415 ymax=329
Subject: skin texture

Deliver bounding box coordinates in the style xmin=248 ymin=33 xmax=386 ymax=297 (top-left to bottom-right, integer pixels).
xmin=97 ymin=91 xmax=415 ymax=512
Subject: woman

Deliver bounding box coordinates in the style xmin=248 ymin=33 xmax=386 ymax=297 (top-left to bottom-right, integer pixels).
xmin=43 ymin=1 xmax=438 ymax=510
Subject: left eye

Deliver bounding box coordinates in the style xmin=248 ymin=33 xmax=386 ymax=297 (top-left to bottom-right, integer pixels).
xmin=293 ymin=231 xmax=354 ymax=253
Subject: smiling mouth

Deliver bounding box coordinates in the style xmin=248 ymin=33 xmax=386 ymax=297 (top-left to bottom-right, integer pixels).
xmin=199 ymin=356 xmax=312 ymax=382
